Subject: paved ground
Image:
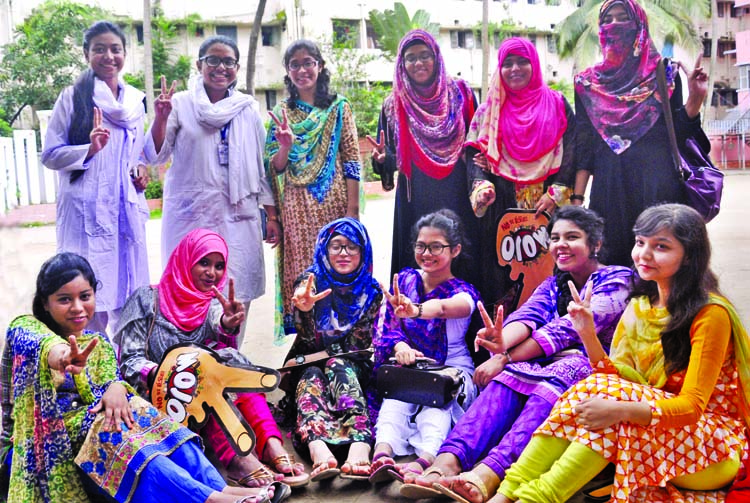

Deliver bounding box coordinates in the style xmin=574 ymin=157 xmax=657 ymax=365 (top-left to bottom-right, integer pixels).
xmin=0 ymin=172 xmax=748 ymax=502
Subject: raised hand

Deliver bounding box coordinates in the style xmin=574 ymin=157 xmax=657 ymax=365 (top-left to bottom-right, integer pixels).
xmin=89 ymin=382 xmax=134 ymax=432
xmin=50 ymin=335 xmax=100 ymax=374
xmin=212 ymin=278 xmax=246 ymax=330
xmin=88 ymin=107 xmax=110 ymax=158
xmin=366 ymin=130 xmax=386 ymax=164
xmin=382 ymin=273 xmax=419 ymax=319
xmin=291 ymin=273 xmax=332 ymax=312
xmin=474 ymin=301 xmax=507 ymax=355
xmin=567 ymin=280 xmax=595 ymax=342
xmin=154 ymin=75 xmax=177 ymax=122
xmin=268 ymin=109 xmax=293 ymax=150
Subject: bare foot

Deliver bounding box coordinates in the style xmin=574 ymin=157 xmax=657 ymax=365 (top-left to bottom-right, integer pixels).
xmin=309 ymin=440 xmax=339 ymax=481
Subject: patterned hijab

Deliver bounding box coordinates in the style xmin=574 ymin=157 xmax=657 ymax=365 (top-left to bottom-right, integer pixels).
xmin=265 ymin=96 xmax=347 ymax=203
xmin=465 ymin=37 xmax=567 ymax=183
xmin=307 ymin=217 xmax=381 ymax=343
xmin=158 ymin=229 xmax=229 ymax=332
xmin=388 ymin=29 xmax=474 ymax=180
xmin=575 ymin=0 xmax=672 ymax=155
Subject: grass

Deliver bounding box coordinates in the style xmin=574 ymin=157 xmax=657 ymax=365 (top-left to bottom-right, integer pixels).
xmin=21 ymin=221 xmax=54 ymax=228
xmin=150 ymin=208 xmax=162 ymax=219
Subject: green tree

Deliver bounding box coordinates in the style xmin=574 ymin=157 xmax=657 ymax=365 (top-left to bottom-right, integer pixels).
xmin=246 ymin=0 xmax=268 ymax=96
xmin=555 ymin=0 xmax=709 ymax=69
xmin=367 ymin=2 xmax=439 ymax=60
xmin=0 ymin=0 xmax=110 ymax=126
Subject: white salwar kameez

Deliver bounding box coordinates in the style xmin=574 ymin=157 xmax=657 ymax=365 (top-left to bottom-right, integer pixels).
xmin=42 ymin=79 xmax=150 ymax=322
xmin=143 ymin=77 xmax=274 ymax=310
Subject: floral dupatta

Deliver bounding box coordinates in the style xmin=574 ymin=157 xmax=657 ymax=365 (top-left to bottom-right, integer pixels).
xmin=265 ymin=96 xmax=347 ymax=203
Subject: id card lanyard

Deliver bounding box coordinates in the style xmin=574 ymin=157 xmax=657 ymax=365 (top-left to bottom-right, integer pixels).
xmin=217 ymin=123 xmax=230 ymax=167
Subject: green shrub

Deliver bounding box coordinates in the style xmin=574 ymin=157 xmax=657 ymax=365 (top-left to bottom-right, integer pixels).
xmin=145 ymin=180 xmax=163 ymax=200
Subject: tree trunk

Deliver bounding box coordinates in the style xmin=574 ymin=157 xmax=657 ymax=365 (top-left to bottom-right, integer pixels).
xmin=246 ymin=0 xmax=267 ymax=96
xmin=703 ymin=0 xmax=718 ymax=125
xmin=143 ymin=0 xmax=155 ymax=124
xmin=481 ymin=0 xmax=489 ymax=100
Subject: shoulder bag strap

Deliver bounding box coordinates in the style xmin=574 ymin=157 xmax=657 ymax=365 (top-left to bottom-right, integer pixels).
xmin=656 ymin=58 xmax=686 ymax=181
xmin=145 ymin=288 xmax=158 ymax=359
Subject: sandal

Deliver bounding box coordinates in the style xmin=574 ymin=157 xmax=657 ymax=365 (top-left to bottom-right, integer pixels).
xmin=390 ymin=457 xmax=431 ymax=483
xmin=582 ymin=482 xmax=613 ymax=502
xmin=433 ymin=471 xmax=490 ymax=503
xmin=340 ymin=460 xmax=372 ymax=481
xmin=268 ymin=453 xmax=310 ymax=488
xmin=369 ymin=452 xmax=397 ymax=484
xmin=400 ymin=466 xmax=446 ymax=499
xmin=310 ymin=456 xmax=340 ymax=482
xmin=228 ymin=464 xmax=278 ymax=488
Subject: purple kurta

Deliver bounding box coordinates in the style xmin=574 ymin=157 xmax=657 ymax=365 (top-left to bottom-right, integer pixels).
xmin=42 ymin=81 xmax=150 ymax=313
xmin=438 ymin=265 xmax=632 ymax=475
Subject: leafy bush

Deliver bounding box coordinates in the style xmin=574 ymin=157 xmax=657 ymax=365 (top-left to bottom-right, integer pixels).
xmin=145 ymin=180 xmax=163 ymax=200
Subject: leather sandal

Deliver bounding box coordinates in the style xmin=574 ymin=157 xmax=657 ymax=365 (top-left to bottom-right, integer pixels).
xmin=228 ymin=464 xmax=277 ymax=488
xmin=433 ymin=471 xmax=490 ymax=503
xmin=310 ymin=456 xmax=340 ymax=482
xmin=400 ymin=466 xmax=446 ymax=499
xmin=268 ymin=453 xmax=310 ymax=487
xmin=369 ymin=452 xmax=397 ymax=484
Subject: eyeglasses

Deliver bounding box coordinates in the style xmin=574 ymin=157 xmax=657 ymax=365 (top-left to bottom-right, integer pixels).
xmin=327 ymin=243 xmax=361 ymax=256
xmin=414 ymin=242 xmax=452 ymax=255
xmin=404 ymin=52 xmax=434 ymax=65
xmin=199 ymin=55 xmax=238 ymax=69
xmin=288 ymin=59 xmax=318 ymax=71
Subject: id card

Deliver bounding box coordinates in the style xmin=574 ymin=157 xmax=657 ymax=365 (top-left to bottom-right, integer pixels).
xmin=217 ymin=140 xmax=229 ymax=167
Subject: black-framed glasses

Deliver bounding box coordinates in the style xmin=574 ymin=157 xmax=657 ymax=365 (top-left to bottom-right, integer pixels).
xmin=199 ymin=55 xmax=238 ymax=69
xmin=327 ymin=243 xmax=361 ymax=256
xmin=288 ymin=59 xmax=318 ymax=71
xmin=404 ymin=52 xmax=434 ymax=65
xmin=414 ymin=242 xmax=452 ymax=255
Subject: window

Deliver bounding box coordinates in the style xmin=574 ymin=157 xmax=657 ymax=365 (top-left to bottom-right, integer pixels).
xmin=265 ymin=90 xmax=277 ymax=110
xmin=332 ymin=19 xmax=360 ymax=48
xmin=366 ymin=21 xmax=381 ymax=49
xmin=261 ymin=26 xmax=280 ymax=47
xmin=739 ymin=65 xmax=750 ymax=90
xmin=216 ymin=25 xmax=238 ymax=42
xmin=450 ymin=30 xmax=476 ymax=49
xmin=194 ymin=25 xmax=204 ymax=37
xmin=702 ymin=39 xmax=711 ymax=58
xmin=718 ymin=2 xmax=725 ymax=16
xmin=546 ymin=34 xmax=557 ymax=54
xmin=528 ymin=34 xmax=537 ymax=46
xmin=712 ymin=88 xmax=738 ymax=107
xmin=719 ymin=39 xmax=736 ymax=58
xmin=135 ymin=24 xmax=144 ymax=45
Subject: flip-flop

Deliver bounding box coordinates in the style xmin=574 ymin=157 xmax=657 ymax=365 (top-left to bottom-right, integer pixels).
xmin=310 ymin=457 xmax=340 ymax=482
xmin=268 ymin=481 xmax=292 ymax=503
xmin=400 ymin=466 xmax=449 ymax=499
xmin=433 ymin=471 xmax=490 ymax=503
xmin=340 ymin=460 xmax=371 ymax=481
xmin=368 ymin=462 xmax=399 ymax=484
xmin=228 ymin=465 xmax=278 ymax=488
xmin=391 ymin=457 xmax=431 ymax=484
xmin=267 ymin=453 xmax=310 ymax=488
xmin=582 ymin=482 xmax=613 ymax=502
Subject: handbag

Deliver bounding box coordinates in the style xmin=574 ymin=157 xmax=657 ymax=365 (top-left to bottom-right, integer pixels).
xmin=376 ymin=359 xmax=464 ymax=408
xmin=656 ymin=59 xmax=724 ymax=222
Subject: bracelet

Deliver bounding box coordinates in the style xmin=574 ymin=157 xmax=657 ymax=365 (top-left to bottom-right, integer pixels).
xmin=410 ymin=303 xmax=423 ymax=319
xmin=569 ymin=194 xmax=585 ymax=203
xmin=266 ymin=214 xmax=279 ymax=222
xmin=502 ymin=350 xmax=512 ymax=363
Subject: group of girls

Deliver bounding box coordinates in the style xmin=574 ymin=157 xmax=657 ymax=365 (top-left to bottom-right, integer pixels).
xmin=16 ymin=0 xmax=746 ymax=502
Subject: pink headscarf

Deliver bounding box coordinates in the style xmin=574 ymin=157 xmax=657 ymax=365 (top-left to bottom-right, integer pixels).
xmin=465 ymin=38 xmax=567 ymax=183
xmin=158 ymin=229 xmax=229 ymax=332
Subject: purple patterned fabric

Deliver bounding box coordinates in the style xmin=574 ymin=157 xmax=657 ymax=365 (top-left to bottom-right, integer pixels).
xmin=373 ymin=268 xmax=480 ymax=371
xmin=495 ymin=265 xmax=632 ymax=404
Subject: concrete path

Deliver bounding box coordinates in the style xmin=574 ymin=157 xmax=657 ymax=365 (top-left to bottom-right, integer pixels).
xmin=0 ymin=172 xmax=748 ymax=502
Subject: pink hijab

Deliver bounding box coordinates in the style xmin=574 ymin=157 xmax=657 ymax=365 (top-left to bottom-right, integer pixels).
xmin=465 ymin=38 xmax=567 ymax=182
xmin=158 ymin=229 xmax=229 ymax=332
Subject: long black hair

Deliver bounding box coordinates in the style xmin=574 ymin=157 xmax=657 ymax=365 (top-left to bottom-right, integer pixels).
xmin=32 ymin=252 xmax=99 ymax=336
xmin=548 ymin=205 xmax=606 ymax=316
xmin=68 ymin=21 xmax=126 ymax=182
xmin=630 ymin=203 xmax=719 ymax=375
xmin=282 ymin=40 xmax=335 ymax=110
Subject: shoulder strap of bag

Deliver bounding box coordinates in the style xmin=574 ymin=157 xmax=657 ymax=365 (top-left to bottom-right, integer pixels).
xmin=145 ymin=288 xmax=158 ymax=358
xmin=656 ymin=58 xmax=686 ymax=181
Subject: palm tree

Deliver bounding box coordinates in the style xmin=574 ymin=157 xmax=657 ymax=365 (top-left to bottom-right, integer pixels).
xmin=368 ymin=2 xmax=439 ymax=60
xmin=246 ymin=0 xmax=267 ymax=96
xmin=556 ymin=0 xmax=709 ymax=70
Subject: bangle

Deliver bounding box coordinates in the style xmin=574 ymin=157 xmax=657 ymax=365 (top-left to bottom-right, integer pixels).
xmin=501 ymin=350 xmax=512 ymax=363
xmin=570 ymin=194 xmax=585 ymax=203
xmin=410 ymin=303 xmax=423 ymax=319
xmin=266 ymin=214 xmax=279 ymax=222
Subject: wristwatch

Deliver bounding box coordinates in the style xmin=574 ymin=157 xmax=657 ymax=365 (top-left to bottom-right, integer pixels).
xmin=326 ymin=342 xmax=342 ymax=356
xmin=295 ymin=354 xmax=306 ymax=365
